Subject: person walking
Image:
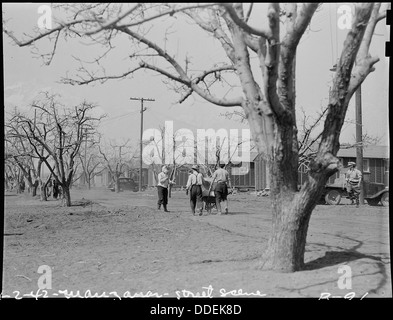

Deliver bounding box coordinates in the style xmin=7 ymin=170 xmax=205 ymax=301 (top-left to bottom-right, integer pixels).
xmin=345 ymin=161 xmax=362 ymax=208
xmin=211 ymin=162 xmax=232 ymax=215
xmin=186 ymin=165 xmax=204 ymax=215
xmin=157 ymin=165 xmax=174 ymax=212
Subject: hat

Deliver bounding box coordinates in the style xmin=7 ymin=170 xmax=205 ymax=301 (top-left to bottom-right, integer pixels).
xmin=347 ymin=161 xmax=356 ymax=166
xmin=191 ymin=165 xmax=199 ymax=171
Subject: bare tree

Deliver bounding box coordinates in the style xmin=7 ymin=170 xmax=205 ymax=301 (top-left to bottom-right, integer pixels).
xmin=98 ymin=139 xmax=133 ymax=193
xmin=144 ymin=123 xmax=187 ymax=189
xmin=77 ymin=130 xmax=104 ymax=189
xmin=7 ymin=92 xmax=104 ymax=206
xmin=4 ymin=3 xmax=387 ymax=271
xmin=4 ymin=158 xmax=24 ymax=194
xmin=5 ymin=108 xmax=53 ymax=198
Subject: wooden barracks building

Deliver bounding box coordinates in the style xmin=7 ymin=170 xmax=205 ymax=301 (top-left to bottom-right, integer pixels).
xmin=90 ymin=145 xmax=388 ymax=192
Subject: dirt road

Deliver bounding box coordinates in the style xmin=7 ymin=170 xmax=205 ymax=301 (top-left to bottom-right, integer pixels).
xmin=2 ymin=188 xmax=391 ymax=299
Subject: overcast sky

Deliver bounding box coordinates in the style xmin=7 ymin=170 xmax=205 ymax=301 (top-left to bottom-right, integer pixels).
xmin=3 ymin=3 xmax=390 ymax=151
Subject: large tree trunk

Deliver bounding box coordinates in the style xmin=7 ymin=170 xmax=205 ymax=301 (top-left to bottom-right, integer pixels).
xmin=258 ymin=118 xmax=311 ymax=272
xmin=62 ymin=184 xmax=72 ymax=207
xmin=40 ymin=176 xmax=52 ymax=201
xmin=31 ymin=180 xmax=39 ymax=197
xmin=40 ymin=183 xmax=48 ymax=201
xmin=114 ymin=174 xmax=120 ymax=193
xmin=260 ymin=172 xmax=328 ymax=272
xmin=253 ymin=3 xmax=374 ymax=272
xmin=15 ymin=183 xmax=22 ymax=194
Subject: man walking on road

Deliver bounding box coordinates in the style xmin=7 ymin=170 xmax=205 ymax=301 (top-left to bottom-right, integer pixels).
xmin=211 ymin=162 xmax=232 ymax=215
xmin=186 ymin=165 xmax=204 ymax=215
xmin=157 ymin=165 xmax=175 ymax=212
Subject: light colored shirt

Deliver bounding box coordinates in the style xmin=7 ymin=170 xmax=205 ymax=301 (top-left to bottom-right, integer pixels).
xmin=186 ymin=172 xmax=203 ymax=189
xmin=212 ymin=168 xmax=231 ymax=186
xmin=157 ymin=172 xmax=169 ymax=188
xmin=345 ymin=168 xmax=362 ymax=184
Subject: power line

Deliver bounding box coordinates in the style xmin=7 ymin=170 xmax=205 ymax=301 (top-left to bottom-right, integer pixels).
xmin=100 ymin=109 xmax=140 ymax=126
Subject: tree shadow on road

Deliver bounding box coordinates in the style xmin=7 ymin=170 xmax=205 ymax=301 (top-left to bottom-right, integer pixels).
xmin=303 ymin=235 xmax=389 ymax=295
xmin=305 ymin=234 xmax=384 ymax=270
xmin=225 ymin=211 xmax=257 ymax=215
xmin=304 ymin=250 xmax=381 ymax=270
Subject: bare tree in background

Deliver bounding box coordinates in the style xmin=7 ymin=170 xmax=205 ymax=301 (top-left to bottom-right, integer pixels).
xmin=4 ymin=156 xmax=25 ymax=194
xmin=98 ymin=139 xmax=134 ymax=193
xmin=6 ymin=108 xmax=53 ymax=199
xmin=7 ymin=92 xmax=104 ymax=206
xmin=4 ymin=3 xmax=387 ymax=271
xmin=76 ymin=130 xmax=104 ymax=190
xmin=144 ymin=123 xmax=189 ymax=191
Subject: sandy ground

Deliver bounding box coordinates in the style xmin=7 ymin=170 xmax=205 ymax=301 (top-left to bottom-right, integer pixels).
xmin=2 ymin=187 xmax=391 ymax=300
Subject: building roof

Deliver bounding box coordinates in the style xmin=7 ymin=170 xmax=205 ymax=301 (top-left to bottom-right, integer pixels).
xmin=337 ymin=145 xmax=389 ymax=159
xmin=248 ymin=145 xmax=389 ymax=162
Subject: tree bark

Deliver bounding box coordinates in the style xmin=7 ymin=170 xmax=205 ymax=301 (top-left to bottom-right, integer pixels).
xmin=260 ymin=167 xmax=328 ymax=272
xmin=31 ymin=180 xmax=39 ymax=197
xmin=40 ymin=183 xmax=47 ymax=201
xmin=62 ymin=185 xmax=72 ymax=207
xmin=254 ymin=3 xmax=375 ymax=272
xmin=40 ymin=176 xmax=52 ymax=201
xmin=114 ymin=174 xmax=120 ymax=193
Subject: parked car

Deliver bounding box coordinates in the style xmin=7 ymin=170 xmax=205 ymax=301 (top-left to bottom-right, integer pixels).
xmin=321 ymin=169 xmax=389 ymax=206
xmin=108 ymin=177 xmax=146 ymax=192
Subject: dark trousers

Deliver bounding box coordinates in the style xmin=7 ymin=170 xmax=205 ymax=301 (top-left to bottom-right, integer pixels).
xmin=215 ymin=182 xmax=228 ymax=213
xmin=190 ymin=185 xmax=202 ymax=213
xmin=157 ymin=186 xmax=168 ymax=206
xmin=346 ymin=183 xmax=360 ymax=204
xmin=215 ymin=182 xmax=228 ymax=201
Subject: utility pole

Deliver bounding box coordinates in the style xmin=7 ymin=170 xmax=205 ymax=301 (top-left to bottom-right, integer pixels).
xmin=355 ymin=86 xmax=364 ymax=205
xmin=330 ymin=63 xmax=364 ymax=205
xmin=130 ymin=97 xmax=155 ymax=191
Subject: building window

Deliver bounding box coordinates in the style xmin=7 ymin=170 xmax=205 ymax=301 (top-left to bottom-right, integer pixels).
xmin=363 ymin=159 xmax=370 ymax=173
xmin=385 ymin=159 xmax=390 ymax=173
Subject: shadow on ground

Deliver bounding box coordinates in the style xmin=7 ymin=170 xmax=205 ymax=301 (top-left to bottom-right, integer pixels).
xmin=304 ymin=234 xmax=389 ymax=295
xmin=304 ymin=250 xmax=382 ymax=270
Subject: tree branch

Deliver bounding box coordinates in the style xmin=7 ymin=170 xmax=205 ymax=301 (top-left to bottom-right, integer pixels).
xmin=317 ymin=3 xmax=375 ymax=162
xmin=220 ymin=3 xmax=273 ymax=39
xmin=116 ymin=25 xmax=242 ymax=107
